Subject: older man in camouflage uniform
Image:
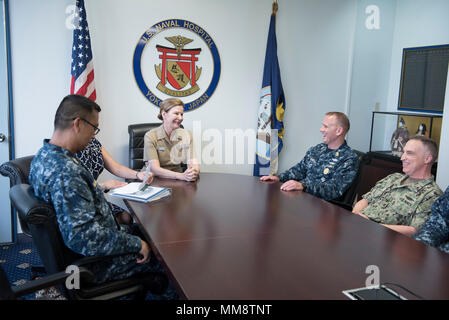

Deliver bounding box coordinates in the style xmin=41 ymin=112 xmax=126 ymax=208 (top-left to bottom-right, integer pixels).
xmin=29 ymin=95 xmax=168 ymax=291
xmin=353 ymin=136 xmax=442 ymax=237
xmin=260 ymin=112 xmax=358 ymax=201
xmin=413 ymin=187 xmax=449 ymax=253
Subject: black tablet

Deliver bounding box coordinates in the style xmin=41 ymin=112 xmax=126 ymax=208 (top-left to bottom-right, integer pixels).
xmin=343 ymin=286 xmax=405 ymax=300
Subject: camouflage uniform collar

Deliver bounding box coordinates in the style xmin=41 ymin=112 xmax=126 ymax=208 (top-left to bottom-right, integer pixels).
xmin=43 ymin=139 xmax=76 ymax=158
xmin=399 ymin=174 xmax=435 ymax=190
xmin=324 ymin=140 xmax=348 ymax=151
xmin=337 ymin=140 xmax=349 ymax=150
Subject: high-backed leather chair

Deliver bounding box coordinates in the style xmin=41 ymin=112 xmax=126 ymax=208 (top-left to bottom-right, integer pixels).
xmin=128 ymin=123 xmax=187 ymax=172
xmin=128 ymin=123 xmax=161 ymax=171
xmin=0 ymin=155 xmax=35 ymax=235
xmin=9 ymin=184 xmax=167 ymax=300
xmin=0 ymin=156 xmax=47 ymax=278
xmin=0 ymin=155 xmax=34 ymax=185
xmin=329 ymin=150 xmax=367 ymax=211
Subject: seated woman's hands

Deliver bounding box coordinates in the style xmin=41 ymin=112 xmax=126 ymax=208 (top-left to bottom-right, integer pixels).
xmin=181 ymin=166 xmax=199 ymax=182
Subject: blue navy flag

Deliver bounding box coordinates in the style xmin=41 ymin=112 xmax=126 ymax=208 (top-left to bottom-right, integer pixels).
xmin=70 ymin=0 xmax=96 ymax=101
xmin=253 ymin=13 xmax=285 ymax=177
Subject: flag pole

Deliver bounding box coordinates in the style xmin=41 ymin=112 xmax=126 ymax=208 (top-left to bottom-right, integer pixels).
xmin=254 ymin=0 xmax=285 ymax=176
xmin=272 ymin=0 xmax=278 ymax=16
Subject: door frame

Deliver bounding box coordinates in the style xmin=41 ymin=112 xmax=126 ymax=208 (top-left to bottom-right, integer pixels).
xmin=1 ymin=0 xmax=17 ymax=243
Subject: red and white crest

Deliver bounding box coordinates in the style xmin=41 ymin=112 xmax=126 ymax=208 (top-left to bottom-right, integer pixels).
xmin=155 ymin=36 xmax=202 ymax=96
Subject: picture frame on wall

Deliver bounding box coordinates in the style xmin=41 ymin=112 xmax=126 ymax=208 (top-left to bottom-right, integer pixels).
xmin=398 ymin=44 xmax=449 ymax=113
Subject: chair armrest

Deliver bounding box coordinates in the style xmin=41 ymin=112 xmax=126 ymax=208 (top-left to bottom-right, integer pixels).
xmin=72 ymin=253 xmax=136 ymax=267
xmin=10 ymin=267 xmax=94 ymax=299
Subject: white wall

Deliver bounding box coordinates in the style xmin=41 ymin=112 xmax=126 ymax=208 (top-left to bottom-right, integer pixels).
xmin=385 ymin=0 xmax=449 ymax=189
xmin=386 ymin=0 xmax=449 ymax=111
xmin=277 ymin=0 xmax=357 ymax=171
xmin=347 ymin=0 xmax=397 ymax=152
xmin=346 ymin=0 xmax=449 ymax=189
xmin=9 ymin=0 xmax=73 ymax=156
xmin=86 ymin=0 xmax=268 ymax=176
xmin=9 ymin=0 xmax=359 ymax=180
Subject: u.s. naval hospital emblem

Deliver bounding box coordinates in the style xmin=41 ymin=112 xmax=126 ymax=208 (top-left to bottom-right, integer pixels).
xmin=133 ymin=19 xmax=221 ymax=111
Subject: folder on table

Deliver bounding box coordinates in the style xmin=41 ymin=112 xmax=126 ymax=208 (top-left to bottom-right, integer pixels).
xmin=109 ymin=182 xmax=171 ymax=203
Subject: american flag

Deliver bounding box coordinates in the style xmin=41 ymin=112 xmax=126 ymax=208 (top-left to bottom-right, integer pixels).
xmin=70 ymin=0 xmax=96 ymax=101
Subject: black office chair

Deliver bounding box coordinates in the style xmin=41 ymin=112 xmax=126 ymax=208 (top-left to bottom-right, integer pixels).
xmin=0 ymin=263 xmax=89 ymax=300
xmin=329 ymin=150 xmax=367 ymax=211
xmin=128 ymin=123 xmax=187 ymax=173
xmin=128 ymin=123 xmax=161 ymax=171
xmin=0 ymin=155 xmax=35 ymax=236
xmin=0 ymin=156 xmax=48 ymax=278
xmin=0 ymin=155 xmax=34 ymax=185
xmin=9 ymin=184 xmax=167 ymax=300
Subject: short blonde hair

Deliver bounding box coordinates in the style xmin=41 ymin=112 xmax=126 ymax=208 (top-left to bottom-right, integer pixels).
xmin=326 ymin=112 xmax=350 ymax=133
xmin=158 ymin=98 xmax=185 ymax=120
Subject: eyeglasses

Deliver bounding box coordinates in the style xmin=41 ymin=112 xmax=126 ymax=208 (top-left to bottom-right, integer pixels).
xmin=79 ymin=118 xmax=100 ymax=135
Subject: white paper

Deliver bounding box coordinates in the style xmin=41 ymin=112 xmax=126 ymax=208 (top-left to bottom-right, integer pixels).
xmin=109 ymin=182 xmax=170 ymax=202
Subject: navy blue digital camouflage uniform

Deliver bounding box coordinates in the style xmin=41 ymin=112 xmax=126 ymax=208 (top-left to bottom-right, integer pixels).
xmin=277 ymin=141 xmax=358 ymax=201
xmin=413 ymin=186 xmax=449 ymax=253
xmin=29 ymin=140 xmax=164 ymax=284
xmin=75 ymin=138 xmax=124 ymax=217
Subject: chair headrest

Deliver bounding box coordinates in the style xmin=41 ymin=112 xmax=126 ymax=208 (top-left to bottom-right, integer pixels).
xmin=0 ymin=155 xmax=35 ymax=185
xmin=128 ymin=123 xmax=161 ymax=137
xmin=9 ymin=184 xmax=55 ymax=225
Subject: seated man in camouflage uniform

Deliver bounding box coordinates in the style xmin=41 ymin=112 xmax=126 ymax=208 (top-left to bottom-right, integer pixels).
xmin=413 ymin=187 xmax=449 ymax=253
xmin=260 ymin=112 xmax=358 ymax=201
xmin=29 ymin=95 xmax=168 ymax=291
xmin=353 ymin=136 xmax=442 ymax=237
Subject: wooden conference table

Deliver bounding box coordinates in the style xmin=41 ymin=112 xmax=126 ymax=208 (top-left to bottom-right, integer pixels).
xmin=124 ymin=173 xmax=449 ymax=300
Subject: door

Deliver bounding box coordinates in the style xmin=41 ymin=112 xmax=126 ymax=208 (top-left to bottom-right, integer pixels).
xmin=0 ymin=0 xmax=14 ymax=244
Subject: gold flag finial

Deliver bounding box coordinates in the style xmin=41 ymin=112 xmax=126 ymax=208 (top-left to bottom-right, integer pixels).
xmin=272 ymin=0 xmax=278 ymax=15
